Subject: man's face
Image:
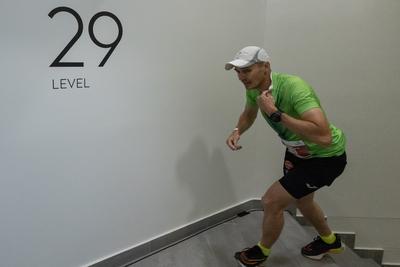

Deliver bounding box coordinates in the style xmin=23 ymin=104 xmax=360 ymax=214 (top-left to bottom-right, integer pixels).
xmin=234 ymin=62 xmax=269 ymax=90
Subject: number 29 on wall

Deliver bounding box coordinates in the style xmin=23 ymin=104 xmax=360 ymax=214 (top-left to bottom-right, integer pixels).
xmin=48 ymin=6 xmax=123 ymax=67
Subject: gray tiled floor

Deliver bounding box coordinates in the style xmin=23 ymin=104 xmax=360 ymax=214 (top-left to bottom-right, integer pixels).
xmin=129 ymin=211 xmax=340 ymax=267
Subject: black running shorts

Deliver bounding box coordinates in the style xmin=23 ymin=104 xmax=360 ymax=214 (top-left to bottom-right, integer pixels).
xmin=279 ymin=150 xmax=347 ymax=199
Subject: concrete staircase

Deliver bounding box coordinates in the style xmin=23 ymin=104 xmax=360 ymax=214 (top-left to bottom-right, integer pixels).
xmin=302 ymin=225 xmax=381 ymax=267
xmin=294 ymin=211 xmax=384 ymax=266
xmin=92 ymin=200 xmax=388 ymax=267
xmin=128 ymin=210 xmax=381 ymax=267
xmin=279 ymin=211 xmax=382 ymax=267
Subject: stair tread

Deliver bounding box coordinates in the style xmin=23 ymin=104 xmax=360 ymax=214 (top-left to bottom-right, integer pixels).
xmin=301 ymin=222 xmax=382 ymax=267
xmin=272 ymin=212 xmax=339 ymax=266
xmin=361 ymin=258 xmax=382 ymax=267
xmin=129 ymin=211 xmax=380 ymax=267
xmin=130 ymin=211 xmax=340 ymax=267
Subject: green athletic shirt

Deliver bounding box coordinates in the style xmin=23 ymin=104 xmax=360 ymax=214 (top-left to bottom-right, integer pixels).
xmin=246 ymin=72 xmax=346 ymax=158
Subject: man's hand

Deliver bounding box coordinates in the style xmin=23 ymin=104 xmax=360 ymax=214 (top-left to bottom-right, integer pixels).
xmin=226 ymin=129 xmax=242 ymax=151
xmin=257 ymin=90 xmax=277 ymax=116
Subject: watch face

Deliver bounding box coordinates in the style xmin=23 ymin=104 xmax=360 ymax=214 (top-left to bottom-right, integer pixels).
xmin=270 ymin=111 xmax=281 ymax=122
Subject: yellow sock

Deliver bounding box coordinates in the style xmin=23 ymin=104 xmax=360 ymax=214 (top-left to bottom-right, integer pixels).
xmin=257 ymin=242 xmax=271 ymax=256
xmin=321 ymin=233 xmax=336 ymax=244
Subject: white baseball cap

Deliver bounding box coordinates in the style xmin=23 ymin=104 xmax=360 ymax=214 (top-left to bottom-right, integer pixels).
xmin=225 ymin=46 xmax=270 ymax=70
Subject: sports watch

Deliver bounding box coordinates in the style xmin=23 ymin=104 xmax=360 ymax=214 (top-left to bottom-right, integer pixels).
xmin=269 ymin=110 xmax=283 ymax=122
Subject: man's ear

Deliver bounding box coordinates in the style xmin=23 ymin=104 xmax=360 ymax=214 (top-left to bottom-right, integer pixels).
xmin=263 ymin=62 xmax=270 ymax=75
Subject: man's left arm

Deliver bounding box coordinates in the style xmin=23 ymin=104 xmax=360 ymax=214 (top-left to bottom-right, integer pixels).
xmin=280 ymin=108 xmax=332 ymax=147
xmin=257 ymin=90 xmax=332 ymax=147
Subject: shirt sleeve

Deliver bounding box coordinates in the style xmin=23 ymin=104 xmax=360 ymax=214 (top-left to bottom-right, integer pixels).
xmin=289 ymin=79 xmax=321 ymax=115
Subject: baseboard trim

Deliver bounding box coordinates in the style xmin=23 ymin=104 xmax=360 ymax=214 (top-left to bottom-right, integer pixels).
xmin=88 ymin=199 xmax=263 ymax=267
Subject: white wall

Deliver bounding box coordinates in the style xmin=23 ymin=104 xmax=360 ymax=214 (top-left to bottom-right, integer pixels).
xmin=0 ymin=1 xmax=276 ymax=267
xmin=1 ymin=0 xmax=399 ymax=266
xmin=264 ymin=0 xmax=400 ymax=263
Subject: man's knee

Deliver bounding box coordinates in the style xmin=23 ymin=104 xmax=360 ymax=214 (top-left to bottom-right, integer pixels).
xmin=261 ymin=181 xmax=295 ymax=213
xmin=261 ymin=192 xmax=288 ymax=214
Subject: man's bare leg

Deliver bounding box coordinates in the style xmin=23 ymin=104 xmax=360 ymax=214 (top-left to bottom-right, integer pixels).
xmin=260 ymin=181 xmax=295 ymax=248
xmin=296 ymin=192 xmax=332 ymax=236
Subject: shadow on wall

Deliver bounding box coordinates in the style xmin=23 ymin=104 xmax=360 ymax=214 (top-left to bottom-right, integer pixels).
xmin=176 ymin=136 xmax=236 ymax=221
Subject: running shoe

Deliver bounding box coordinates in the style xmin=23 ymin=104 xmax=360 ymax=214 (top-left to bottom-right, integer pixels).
xmin=234 ymin=245 xmax=268 ymax=267
xmin=301 ymin=234 xmax=344 ymax=260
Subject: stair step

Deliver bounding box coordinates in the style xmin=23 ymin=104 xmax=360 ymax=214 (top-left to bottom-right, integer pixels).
xmin=301 ymin=225 xmax=381 ymax=267
xmin=329 ymin=244 xmax=382 ymax=267
xmin=273 ymin=212 xmax=339 ymax=266
xmin=359 ymin=258 xmax=382 ymax=267
xmin=354 ymin=247 xmax=384 ymax=265
xmin=129 ymin=211 xmax=340 ymax=267
xmin=128 ymin=210 xmax=382 ymax=267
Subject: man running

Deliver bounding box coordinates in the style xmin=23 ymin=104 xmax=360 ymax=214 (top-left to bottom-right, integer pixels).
xmin=225 ymin=46 xmax=347 ymax=267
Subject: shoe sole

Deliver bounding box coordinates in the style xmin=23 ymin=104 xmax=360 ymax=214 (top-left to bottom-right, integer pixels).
xmin=302 ymin=245 xmax=345 ymax=260
xmin=236 ymin=259 xmax=267 ymax=267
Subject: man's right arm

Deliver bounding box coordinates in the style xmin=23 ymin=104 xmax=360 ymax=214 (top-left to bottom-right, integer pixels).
xmin=235 ymin=105 xmax=259 ymax=134
xmin=226 ymin=105 xmax=259 ymax=150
